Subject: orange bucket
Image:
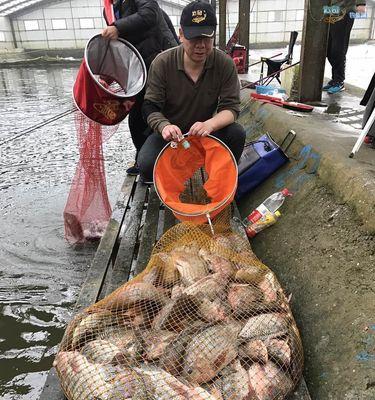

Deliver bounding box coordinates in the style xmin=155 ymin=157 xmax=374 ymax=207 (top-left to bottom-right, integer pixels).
xmin=153 ymin=135 xmax=238 ymax=224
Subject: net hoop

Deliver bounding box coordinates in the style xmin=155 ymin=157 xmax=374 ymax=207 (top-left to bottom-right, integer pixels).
xmin=153 ymin=135 xmax=238 ymax=224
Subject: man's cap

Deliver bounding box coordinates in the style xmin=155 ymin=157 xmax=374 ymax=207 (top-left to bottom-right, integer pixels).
xmin=180 ymin=0 xmax=217 ymax=40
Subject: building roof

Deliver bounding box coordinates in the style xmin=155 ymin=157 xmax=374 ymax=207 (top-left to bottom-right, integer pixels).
xmin=0 ymin=0 xmax=190 ymax=17
xmin=0 ymin=0 xmax=47 ymax=16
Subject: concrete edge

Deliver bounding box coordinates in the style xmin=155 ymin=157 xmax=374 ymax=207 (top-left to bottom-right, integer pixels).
xmin=240 ymin=95 xmax=375 ymax=233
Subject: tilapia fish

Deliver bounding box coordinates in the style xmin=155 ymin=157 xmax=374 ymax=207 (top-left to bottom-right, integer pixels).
xmin=215 ymin=359 xmax=251 ymax=400
xmin=235 ymin=267 xmax=264 ymax=285
xmin=105 ymin=282 xmax=168 ymax=312
xmin=227 ymin=283 xmax=263 ymax=316
xmin=171 ymin=251 xmax=209 ymax=286
xmin=69 ymin=310 xmax=116 ymax=349
xmin=239 ymin=339 xmax=268 ymax=364
xmin=183 ymin=323 xmax=241 ymax=384
xmin=198 ymin=249 xmax=236 ymax=277
xmin=140 ymin=329 xmax=177 ymax=361
xmin=258 ymin=272 xmax=282 ymax=304
xmin=264 ymin=338 xmax=292 ymax=368
xmin=81 ymin=339 xmax=120 ymax=364
xmin=239 ymin=313 xmax=288 ymax=341
xmin=160 ymin=321 xmax=206 ymax=376
xmin=135 ymin=364 xmax=218 ymax=400
xmin=248 ymin=361 xmax=294 ymax=400
xmin=54 ymin=351 xmax=113 ymax=400
xmin=152 ymin=294 xmax=200 ymax=332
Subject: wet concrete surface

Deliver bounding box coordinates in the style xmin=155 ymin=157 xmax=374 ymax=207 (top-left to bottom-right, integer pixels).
xmin=0 ymin=66 xmax=134 ymax=399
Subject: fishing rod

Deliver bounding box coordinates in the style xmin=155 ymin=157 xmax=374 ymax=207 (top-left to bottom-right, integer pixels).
xmin=0 ymin=107 xmax=77 ymax=147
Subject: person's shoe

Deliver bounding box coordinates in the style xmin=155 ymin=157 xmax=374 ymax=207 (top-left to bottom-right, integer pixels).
xmin=322 ymin=80 xmax=334 ymax=91
xmin=327 ymin=83 xmax=345 ymax=94
xmin=126 ymin=163 xmax=139 ymax=176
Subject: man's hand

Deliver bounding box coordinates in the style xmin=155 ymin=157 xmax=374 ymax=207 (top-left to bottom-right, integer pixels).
xmin=189 ymin=120 xmax=215 ymax=137
xmin=161 ymin=125 xmax=183 ymax=141
xmin=102 ymin=26 xmax=119 ymax=40
xmin=356 ymin=5 xmax=366 ymax=13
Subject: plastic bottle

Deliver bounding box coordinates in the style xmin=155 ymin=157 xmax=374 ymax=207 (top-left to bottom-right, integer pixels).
xmin=245 ymin=210 xmax=281 ymax=238
xmin=243 ymin=188 xmax=291 ymax=225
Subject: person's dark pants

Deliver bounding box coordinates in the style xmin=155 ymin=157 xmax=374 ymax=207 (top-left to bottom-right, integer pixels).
xmin=138 ymin=122 xmax=246 ymax=182
xmin=128 ymin=90 xmax=150 ymax=159
xmin=327 ymin=13 xmax=354 ymax=84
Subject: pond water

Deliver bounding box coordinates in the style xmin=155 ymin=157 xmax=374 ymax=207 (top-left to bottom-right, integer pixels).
xmin=0 ymin=65 xmax=134 ymax=399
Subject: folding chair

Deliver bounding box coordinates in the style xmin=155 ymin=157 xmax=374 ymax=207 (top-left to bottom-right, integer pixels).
xmin=259 ymin=31 xmax=298 ymax=86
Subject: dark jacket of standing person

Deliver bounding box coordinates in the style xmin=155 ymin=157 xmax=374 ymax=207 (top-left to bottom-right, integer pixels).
xmin=108 ymin=0 xmax=178 ymax=67
xmin=103 ymin=0 xmax=179 ymax=170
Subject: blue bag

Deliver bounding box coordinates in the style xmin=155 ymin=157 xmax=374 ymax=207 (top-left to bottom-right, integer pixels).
xmin=236 ymin=132 xmax=295 ymax=200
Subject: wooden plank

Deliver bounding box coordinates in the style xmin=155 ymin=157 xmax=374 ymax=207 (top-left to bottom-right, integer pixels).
xmin=106 ymin=181 xmax=148 ymax=294
xmin=163 ymin=208 xmax=177 ymax=233
xmin=133 ymin=187 xmax=161 ymax=276
xmin=39 ymin=176 xmax=136 ymax=400
xmin=74 ymin=175 xmax=136 ymax=311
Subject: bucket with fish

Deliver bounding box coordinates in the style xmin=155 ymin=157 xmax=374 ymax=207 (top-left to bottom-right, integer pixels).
xmin=153 ymin=135 xmax=238 ymax=226
xmin=55 ymin=217 xmax=304 ymax=400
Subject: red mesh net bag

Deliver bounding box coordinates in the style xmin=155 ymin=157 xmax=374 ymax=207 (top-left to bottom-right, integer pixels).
xmin=63 ymin=114 xmax=117 ymax=243
xmin=64 ymin=34 xmax=146 ymax=243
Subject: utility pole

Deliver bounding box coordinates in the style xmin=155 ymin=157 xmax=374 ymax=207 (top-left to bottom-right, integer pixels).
xmin=238 ymin=0 xmax=250 ymax=71
xmin=298 ymin=0 xmax=330 ymax=102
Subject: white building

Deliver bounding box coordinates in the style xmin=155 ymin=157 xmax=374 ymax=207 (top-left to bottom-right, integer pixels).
xmin=0 ymin=0 xmax=374 ymax=51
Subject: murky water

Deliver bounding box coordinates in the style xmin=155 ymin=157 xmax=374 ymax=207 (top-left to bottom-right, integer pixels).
xmin=0 ymin=66 xmax=135 ymax=399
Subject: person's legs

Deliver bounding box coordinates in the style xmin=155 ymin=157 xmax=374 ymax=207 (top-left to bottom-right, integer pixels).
xmin=138 ymin=132 xmax=169 ymax=182
xmin=211 ymin=122 xmax=246 ymax=163
xmin=128 ymin=93 xmax=149 ymax=153
xmin=327 ymin=14 xmax=354 ymax=91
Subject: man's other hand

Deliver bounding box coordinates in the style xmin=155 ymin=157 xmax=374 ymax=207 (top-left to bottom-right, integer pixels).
xmin=356 ymin=5 xmax=366 ymax=13
xmin=189 ymin=121 xmax=215 ymax=137
xmin=161 ymin=125 xmax=183 ymax=141
xmin=102 ymin=26 xmax=119 ymax=40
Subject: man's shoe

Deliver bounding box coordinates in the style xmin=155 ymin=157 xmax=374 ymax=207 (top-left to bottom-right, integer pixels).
xmin=327 ymin=83 xmax=345 ymax=94
xmin=126 ymin=163 xmax=139 ymax=176
xmin=322 ymin=80 xmax=334 ymax=91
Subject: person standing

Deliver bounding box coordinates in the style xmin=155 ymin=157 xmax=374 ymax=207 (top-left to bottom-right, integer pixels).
xmin=138 ymin=0 xmax=245 ymax=183
xmin=323 ymin=0 xmax=366 ymax=94
xmin=102 ymin=0 xmax=179 ymax=175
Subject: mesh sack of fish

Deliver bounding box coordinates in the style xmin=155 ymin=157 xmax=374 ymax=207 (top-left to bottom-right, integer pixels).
xmin=55 ymin=217 xmax=303 ymax=400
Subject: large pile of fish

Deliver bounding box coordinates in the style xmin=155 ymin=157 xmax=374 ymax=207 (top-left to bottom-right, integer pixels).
xmin=55 ymin=231 xmax=303 ymax=400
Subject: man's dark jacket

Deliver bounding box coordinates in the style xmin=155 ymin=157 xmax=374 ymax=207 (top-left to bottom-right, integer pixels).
xmin=107 ymin=0 xmax=178 ymax=68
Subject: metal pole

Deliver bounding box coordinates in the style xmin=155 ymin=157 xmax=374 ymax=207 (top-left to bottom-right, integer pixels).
xmin=298 ymin=0 xmax=330 ymax=102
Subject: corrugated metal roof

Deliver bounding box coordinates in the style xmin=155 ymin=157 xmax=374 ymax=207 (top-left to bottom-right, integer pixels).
xmin=0 ymin=0 xmax=190 ymax=17
xmin=0 ymin=0 xmax=49 ymax=16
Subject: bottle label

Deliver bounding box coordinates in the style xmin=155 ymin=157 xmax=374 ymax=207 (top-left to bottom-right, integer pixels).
xmin=246 ymin=211 xmax=277 ymax=238
xmin=246 ymin=204 xmax=270 ymax=224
